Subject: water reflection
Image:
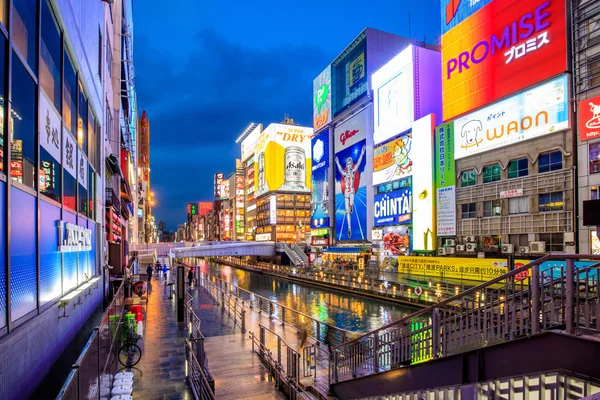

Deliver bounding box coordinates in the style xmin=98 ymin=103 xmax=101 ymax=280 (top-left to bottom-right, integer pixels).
xmin=200 ymin=261 xmax=418 ymax=333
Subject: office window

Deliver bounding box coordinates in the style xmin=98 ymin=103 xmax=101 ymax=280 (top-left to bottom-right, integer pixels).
xmin=508 ymin=158 xmax=528 ymax=179
xmin=77 ymin=83 xmax=87 ymax=152
xmin=539 ymin=151 xmax=562 ymax=173
xmin=509 ymin=197 xmax=529 ymax=214
xmin=592 ymin=186 xmax=600 ymax=201
xmin=509 ymin=234 xmax=529 ymax=248
xmin=12 ymin=0 xmax=37 ymax=71
xmin=539 ymin=192 xmax=564 ymax=212
xmin=461 ymin=169 xmax=476 ymax=187
xmin=40 ymin=0 xmax=61 ymax=111
xmin=483 ymin=199 xmax=501 ymax=217
xmin=11 ymin=55 xmax=36 ymax=188
xmin=461 ymin=203 xmax=476 ymax=219
xmin=483 ymin=164 xmax=501 ymax=183
xmin=64 ymin=51 xmax=77 ymax=134
xmin=40 ymin=148 xmax=60 ymax=201
xmin=0 ymin=0 xmax=6 ymax=27
xmin=87 ymin=109 xmax=95 ymax=166
xmin=0 ymin=38 xmax=5 ymax=172
xmin=539 ymin=233 xmax=564 ymax=252
xmin=87 ymin=165 xmax=94 ymax=219
xmin=590 ymin=143 xmax=600 ymax=174
xmin=106 ymin=36 xmax=112 ymax=78
xmin=98 ymin=30 xmax=102 ymax=79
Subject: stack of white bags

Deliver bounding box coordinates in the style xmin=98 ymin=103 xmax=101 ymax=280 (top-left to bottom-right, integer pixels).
xmin=99 ymin=371 xmax=134 ymax=400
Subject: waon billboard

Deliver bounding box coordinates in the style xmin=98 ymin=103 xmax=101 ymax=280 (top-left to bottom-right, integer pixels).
xmin=579 ymin=95 xmax=600 ymax=141
xmin=441 ymin=0 xmax=568 ymax=121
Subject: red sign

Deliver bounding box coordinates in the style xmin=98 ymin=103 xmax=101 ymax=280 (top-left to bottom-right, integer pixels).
xmin=579 ymin=96 xmax=600 ymax=141
xmin=311 ymin=238 xmax=329 ymax=246
xmin=199 ymin=202 xmax=213 ymax=217
xmin=442 ymin=0 xmax=567 ymax=121
xmin=514 ymin=263 xmax=528 ymax=281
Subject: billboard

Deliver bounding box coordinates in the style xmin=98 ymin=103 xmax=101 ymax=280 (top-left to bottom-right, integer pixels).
xmin=412 ymin=114 xmax=436 ymax=251
xmin=313 ymin=66 xmax=332 ymax=130
xmin=436 ymin=123 xmax=456 ymax=237
xmin=332 ymin=35 xmax=367 ymax=116
xmin=187 ymin=203 xmax=198 ymax=216
xmin=254 ymin=124 xmax=313 ymax=197
xmin=241 ymin=124 xmax=262 ymax=161
xmin=453 ymin=75 xmax=569 ymax=160
xmin=374 ymin=225 xmax=411 ymax=268
xmin=334 ymin=107 xmax=369 ymax=241
xmin=374 ymin=188 xmax=412 ymax=226
xmin=397 ymin=256 xmax=516 ymax=282
xmin=441 ymin=0 xmax=568 ymax=121
xmin=220 ymin=179 xmax=230 ymax=200
xmin=579 ymin=95 xmax=600 ymax=141
xmin=310 ymin=129 xmax=330 ymax=229
xmin=199 ymin=202 xmax=212 ymax=217
xmin=373 ymin=134 xmax=412 ymax=186
xmin=214 ymin=173 xmax=224 ymax=199
xmin=269 ymin=195 xmax=277 ymax=224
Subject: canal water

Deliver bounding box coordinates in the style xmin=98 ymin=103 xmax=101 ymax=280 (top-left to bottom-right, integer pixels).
xmin=199 ymin=260 xmax=418 ymax=333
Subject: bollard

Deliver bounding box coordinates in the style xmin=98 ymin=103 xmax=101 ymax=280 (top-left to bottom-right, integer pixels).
xmin=281 ymin=307 xmax=285 ymax=326
xmin=241 ymin=309 xmax=246 ymax=333
xmin=221 ymin=292 xmax=225 ymax=311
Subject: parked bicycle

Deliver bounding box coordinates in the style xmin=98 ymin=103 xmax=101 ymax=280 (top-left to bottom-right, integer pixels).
xmin=118 ymin=321 xmax=142 ymax=367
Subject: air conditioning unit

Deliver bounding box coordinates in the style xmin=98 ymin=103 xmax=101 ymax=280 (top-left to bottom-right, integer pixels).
xmin=564 ymin=232 xmax=575 ymax=244
xmin=486 ymin=245 xmax=499 ymax=252
xmin=456 ymin=244 xmax=466 ymax=251
xmin=438 ymin=247 xmax=447 ymax=255
xmin=446 ymin=246 xmax=456 ymax=255
xmin=519 ymin=246 xmax=530 ymax=254
xmin=446 ymin=239 xmax=456 ymax=247
xmin=530 ymin=241 xmax=546 ymax=254
xmin=565 ymin=245 xmax=576 ymax=253
xmin=465 ymin=235 xmax=478 ymax=243
xmin=501 ymin=244 xmax=514 ymax=254
xmin=466 ymin=243 xmax=477 ymax=252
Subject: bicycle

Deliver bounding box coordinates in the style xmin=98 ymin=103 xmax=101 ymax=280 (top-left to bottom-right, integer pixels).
xmin=118 ymin=321 xmax=142 ymax=367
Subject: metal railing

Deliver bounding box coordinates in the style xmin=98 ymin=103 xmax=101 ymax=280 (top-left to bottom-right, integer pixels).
xmin=329 ymin=254 xmax=600 ymax=384
xmin=56 ymin=281 xmax=125 ymax=400
xmin=197 ymin=273 xmax=246 ymax=333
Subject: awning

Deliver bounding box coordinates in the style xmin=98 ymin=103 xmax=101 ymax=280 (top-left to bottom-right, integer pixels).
xmin=138 ymin=253 xmax=157 ymax=266
xmin=323 ymin=247 xmax=362 ymax=253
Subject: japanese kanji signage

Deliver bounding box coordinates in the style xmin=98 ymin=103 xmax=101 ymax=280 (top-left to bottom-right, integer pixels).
xmin=39 ymin=93 xmax=61 ymax=163
xmin=500 ymin=189 xmax=524 ymax=199
xmin=435 ymin=122 xmax=456 ymax=237
xmin=441 ymin=0 xmax=568 ymax=121
xmin=63 ymin=130 xmax=77 ymax=179
xmin=579 ymin=95 xmax=600 ymax=141
xmin=78 ymin=149 xmax=87 ymax=190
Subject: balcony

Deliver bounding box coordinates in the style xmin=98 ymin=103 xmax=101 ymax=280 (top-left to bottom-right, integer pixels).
xmin=456 ymin=169 xmax=574 ymax=203
xmin=457 ymin=211 xmax=573 ymax=236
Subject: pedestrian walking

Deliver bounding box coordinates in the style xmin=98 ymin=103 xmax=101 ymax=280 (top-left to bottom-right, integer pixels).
xmin=187 ymin=268 xmax=194 ymax=287
xmin=323 ymin=325 xmax=335 ymax=352
xmin=299 ymin=325 xmax=308 ymax=348
xmin=163 ymin=264 xmax=168 ymax=281
xmin=146 ymin=264 xmax=153 ymax=281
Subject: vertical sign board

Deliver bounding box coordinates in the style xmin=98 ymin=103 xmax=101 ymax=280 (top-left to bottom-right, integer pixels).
xmin=412 ymin=114 xmax=436 ymax=251
xmin=334 ymin=107 xmax=370 ymax=241
xmin=313 ymin=66 xmax=332 ymax=131
xmin=269 ymin=195 xmax=277 ymax=225
xmin=214 ymin=173 xmax=224 ymax=199
xmin=579 ymin=95 xmax=600 ymax=141
xmin=436 ymin=122 xmax=456 ymax=236
xmin=310 ymin=129 xmax=330 ymax=229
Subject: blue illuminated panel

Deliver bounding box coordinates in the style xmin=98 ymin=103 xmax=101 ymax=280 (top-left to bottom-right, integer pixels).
xmin=78 ymin=219 xmax=89 ymax=282
xmin=10 ymin=188 xmax=37 ymax=322
xmin=0 ymin=182 xmax=5 ymax=328
xmin=88 ymin=222 xmax=96 ymax=277
xmin=63 ymin=211 xmax=77 ymax=292
xmin=40 ymin=200 xmax=62 ymax=305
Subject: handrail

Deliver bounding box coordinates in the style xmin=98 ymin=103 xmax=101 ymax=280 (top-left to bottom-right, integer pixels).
xmin=185 ymin=339 xmax=216 ymax=400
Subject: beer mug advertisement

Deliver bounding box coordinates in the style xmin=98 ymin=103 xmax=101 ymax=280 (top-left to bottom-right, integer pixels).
xmin=253 ymin=124 xmax=313 ymax=197
xmin=311 ymin=130 xmax=330 ymax=229
xmin=334 ymin=108 xmax=370 ymax=241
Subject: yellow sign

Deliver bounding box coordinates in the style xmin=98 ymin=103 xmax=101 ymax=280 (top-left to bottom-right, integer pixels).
xmin=397 ymin=256 xmax=528 ymax=282
xmin=349 ymin=53 xmax=365 ymax=88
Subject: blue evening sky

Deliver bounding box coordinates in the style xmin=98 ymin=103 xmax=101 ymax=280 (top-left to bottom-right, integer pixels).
xmin=134 ymin=0 xmax=440 ymax=229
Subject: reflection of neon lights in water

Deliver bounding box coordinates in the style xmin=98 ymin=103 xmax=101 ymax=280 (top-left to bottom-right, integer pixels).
xmin=410 ymin=320 xmax=433 ymax=364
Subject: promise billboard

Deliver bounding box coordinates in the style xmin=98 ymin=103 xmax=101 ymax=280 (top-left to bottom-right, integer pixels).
xmin=441 ymin=0 xmax=567 ymax=121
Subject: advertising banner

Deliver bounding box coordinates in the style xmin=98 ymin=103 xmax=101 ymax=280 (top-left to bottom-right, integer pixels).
xmin=241 ymin=124 xmax=262 ymax=161
xmin=372 ymin=46 xmax=415 ymax=145
xmin=254 ymin=124 xmax=313 ymax=197
xmin=220 ymin=179 xmax=230 ymax=200
xmin=269 ymin=195 xmax=277 ymax=224
xmin=412 ymin=115 xmax=436 ymax=251
xmin=214 ymin=173 xmax=224 ymax=199
xmin=78 ymin=150 xmax=87 ymax=190
xmin=334 ymin=108 xmax=369 ymax=241
xmin=453 ymin=76 xmax=569 ymax=160
xmin=63 ymin=129 xmax=76 ymax=179
xmin=199 ymin=202 xmax=212 ymax=217
xmin=373 ymin=134 xmax=412 ymax=186
xmin=39 ymin=93 xmax=61 ymax=163
xmin=332 ymin=36 xmax=367 ymax=116
xmin=311 ymin=129 xmax=330 ymax=229
xmin=378 ymin=225 xmax=411 ymax=269
xmin=256 ymin=233 xmax=271 ymax=241
xmin=374 ymin=188 xmax=412 ymax=226
xmin=441 ymin=0 xmax=568 ymax=121
xmin=579 ymin=95 xmax=600 ymax=141
xmin=435 ymin=123 xmax=456 ymax=236
xmin=313 ymin=66 xmax=332 ymax=130
xmin=397 ymin=256 xmax=519 ymax=282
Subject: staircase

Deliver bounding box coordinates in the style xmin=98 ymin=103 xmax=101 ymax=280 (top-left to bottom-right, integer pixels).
xmin=276 ymin=242 xmax=309 ymax=267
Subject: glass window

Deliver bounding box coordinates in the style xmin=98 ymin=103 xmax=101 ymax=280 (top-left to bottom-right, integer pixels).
xmin=98 ymin=30 xmax=102 ymax=79
xmin=87 ymin=165 xmax=94 ymax=219
xmin=592 ymin=186 xmax=600 ymax=201
xmin=0 ymin=38 xmax=5 ymax=172
xmin=106 ymin=36 xmax=112 ymax=78
xmin=0 ymin=0 xmax=6 ymax=28
xmin=77 ymin=83 xmax=87 ymax=152
xmin=509 ymin=234 xmax=529 ymax=248
xmin=87 ymin=108 xmax=95 ymax=164
xmin=539 ymin=151 xmax=562 ymax=173
xmin=461 ymin=169 xmax=476 ymax=187
xmin=483 ymin=164 xmax=501 ymax=183
xmin=539 ymin=233 xmax=564 ymax=252
xmin=590 ymin=143 xmax=600 ymax=174
xmin=40 ymin=147 xmax=60 ymax=201
xmin=12 ymin=0 xmax=37 ymax=71
xmin=11 ymin=55 xmax=36 ymax=188
xmin=539 ymin=192 xmax=564 ymax=212
xmin=461 ymin=203 xmax=476 ymax=219
xmin=484 ymin=199 xmax=502 ymax=217
xmin=40 ymin=0 xmax=61 ymax=111
xmin=63 ymin=51 xmax=77 ymax=134
xmin=509 ymin=197 xmax=529 ymax=214
xmin=508 ymin=158 xmax=528 ymax=179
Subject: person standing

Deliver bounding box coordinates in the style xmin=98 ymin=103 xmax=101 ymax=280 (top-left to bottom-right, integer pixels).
xmin=163 ymin=264 xmax=168 ymax=281
xmin=146 ymin=264 xmax=153 ymax=281
xmin=187 ymin=268 xmax=194 ymax=287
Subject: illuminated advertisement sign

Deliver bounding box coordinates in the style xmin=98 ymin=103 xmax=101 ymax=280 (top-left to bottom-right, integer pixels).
xmin=39 ymin=93 xmax=61 ymax=162
xmin=41 ymin=160 xmax=56 ymax=191
xmin=334 ymin=107 xmax=370 ymax=241
xmin=63 ymin=131 xmax=76 ymax=179
xmin=224 ymin=211 xmax=230 ymax=239
xmin=332 ymin=35 xmax=367 ymax=116
xmin=412 ymin=114 xmax=436 ymax=251
xmin=374 ymin=188 xmax=412 ymax=226
xmin=254 ymin=124 xmax=313 ymax=197
xmin=187 ymin=203 xmax=198 ymax=215
xmin=214 ymin=173 xmax=224 ymax=199
xmin=313 ymin=66 xmax=332 ymax=130
xmin=579 ymin=95 xmax=600 ymax=141
xmin=199 ymin=202 xmax=213 ymax=217
xmin=453 ymin=75 xmax=569 ymax=160
xmin=269 ymin=195 xmax=277 ymax=224
xmin=378 ymin=225 xmax=411 ymax=269
xmin=241 ymin=124 xmax=262 ymax=161
xmin=78 ymin=150 xmax=87 ymax=190
xmin=310 ymin=129 xmax=330 ymax=229
xmin=256 ymin=233 xmax=271 ymax=241
xmin=373 ymin=134 xmax=412 ymax=186
xmin=441 ymin=0 xmax=568 ymax=121
xmin=220 ymin=179 xmax=230 ymax=200
xmin=435 ymin=123 xmax=456 ymax=237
